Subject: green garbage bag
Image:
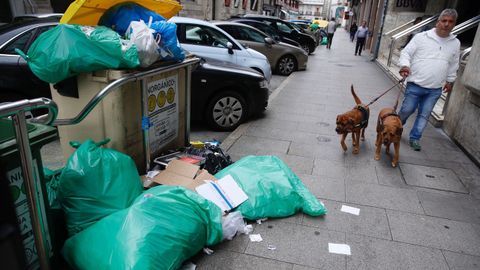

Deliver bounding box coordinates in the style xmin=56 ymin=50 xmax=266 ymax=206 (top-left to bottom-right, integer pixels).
xmin=62 ymin=186 xmax=223 ymax=270
xmin=321 ymin=36 xmax=328 ymax=45
xmin=215 ymin=155 xmax=327 ymax=220
xmin=58 ymin=139 xmax=143 ymax=235
xmin=16 ymin=24 xmax=139 ymax=84
xmin=44 ymin=167 xmax=63 ymax=210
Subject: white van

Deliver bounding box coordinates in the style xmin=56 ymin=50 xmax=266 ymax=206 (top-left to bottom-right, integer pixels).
xmin=169 ymin=16 xmax=272 ymax=82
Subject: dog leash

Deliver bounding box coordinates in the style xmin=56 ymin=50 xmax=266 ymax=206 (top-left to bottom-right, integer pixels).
xmin=366 ymin=78 xmax=405 ymax=107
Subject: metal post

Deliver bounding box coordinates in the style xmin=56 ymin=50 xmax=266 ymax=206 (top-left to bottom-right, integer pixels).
xmin=11 ymin=111 xmax=50 ymax=270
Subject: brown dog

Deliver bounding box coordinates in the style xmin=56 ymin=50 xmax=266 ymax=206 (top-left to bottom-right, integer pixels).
xmin=374 ymin=106 xmax=403 ymax=167
xmin=335 ymin=85 xmax=369 ymax=154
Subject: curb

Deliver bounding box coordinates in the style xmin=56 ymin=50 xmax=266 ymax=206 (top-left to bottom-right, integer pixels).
xmin=221 ymin=73 xmax=296 ymax=151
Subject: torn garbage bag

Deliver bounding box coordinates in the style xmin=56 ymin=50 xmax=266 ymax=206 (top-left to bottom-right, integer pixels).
xmin=215 ymin=155 xmax=327 ymax=220
xmin=58 ymin=139 xmax=143 ymax=235
xmin=62 ymin=186 xmax=223 ymax=270
xmin=16 ymin=24 xmax=139 ymax=84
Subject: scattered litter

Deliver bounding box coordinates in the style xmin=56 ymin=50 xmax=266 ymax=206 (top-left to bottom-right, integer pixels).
xmin=222 ymin=212 xmax=247 ymax=240
xmin=267 ymin=244 xmax=276 ymax=250
xmin=249 ymin=234 xmax=263 ymax=242
xmin=179 ymin=262 xmax=196 ymax=270
xmin=146 ymin=170 xmax=160 ymax=178
xmin=243 ymin=224 xmax=253 ymax=234
xmin=340 ymin=205 xmax=360 ymax=216
xmin=256 ymin=218 xmax=268 ymax=224
xmin=203 ymin=248 xmax=214 ymax=255
xmin=328 ymin=243 xmax=351 ymax=255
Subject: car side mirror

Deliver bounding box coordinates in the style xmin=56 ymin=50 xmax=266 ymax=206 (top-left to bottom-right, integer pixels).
xmin=227 ymin=42 xmax=234 ymax=54
xmin=264 ymin=37 xmax=274 ymax=46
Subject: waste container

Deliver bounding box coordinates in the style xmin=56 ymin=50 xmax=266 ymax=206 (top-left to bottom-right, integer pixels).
xmin=52 ymin=58 xmax=199 ymax=172
xmin=0 ymin=119 xmax=59 ymax=269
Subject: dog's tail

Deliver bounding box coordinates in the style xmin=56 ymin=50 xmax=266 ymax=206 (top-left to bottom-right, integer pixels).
xmin=351 ymin=85 xmax=362 ymax=105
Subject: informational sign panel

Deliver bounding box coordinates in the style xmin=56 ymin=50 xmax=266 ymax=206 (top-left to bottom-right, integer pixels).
xmin=146 ymin=75 xmax=179 ymax=154
xmin=393 ymin=0 xmax=427 ymax=12
xmin=7 ymin=160 xmax=52 ymax=268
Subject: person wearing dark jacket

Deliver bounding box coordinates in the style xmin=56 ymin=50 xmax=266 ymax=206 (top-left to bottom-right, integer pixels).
xmin=350 ymin=22 xmax=358 ymax=42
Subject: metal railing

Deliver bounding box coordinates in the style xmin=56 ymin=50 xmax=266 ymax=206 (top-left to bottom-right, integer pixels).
xmin=387 ymin=14 xmax=439 ymax=67
xmin=460 ymin=47 xmax=472 ymax=64
xmin=387 ymin=14 xmax=480 ymax=67
xmin=383 ymin=18 xmax=417 ymax=36
xmin=0 ymin=98 xmax=58 ymax=270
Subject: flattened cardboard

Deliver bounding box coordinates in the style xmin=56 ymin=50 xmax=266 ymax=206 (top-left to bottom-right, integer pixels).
xmin=143 ymin=160 xmax=217 ymax=190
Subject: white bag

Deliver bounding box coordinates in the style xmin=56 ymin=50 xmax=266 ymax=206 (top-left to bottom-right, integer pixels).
xmin=126 ymin=17 xmax=160 ymax=67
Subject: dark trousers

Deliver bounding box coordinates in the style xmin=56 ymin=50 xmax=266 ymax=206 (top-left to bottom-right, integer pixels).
xmin=355 ymin=37 xmax=366 ymax=55
xmin=327 ymin=33 xmax=334 ymax=49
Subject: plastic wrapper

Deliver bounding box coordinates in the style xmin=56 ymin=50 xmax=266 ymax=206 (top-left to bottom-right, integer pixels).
xmin=215 ymin=155 xmax=327 ymax=220
xmin=58 ymin=139 xmax=143 ymax=235
xmin=150 ymin=21 xmax=186 ymax=62
xmin=62 ymin=186 xmax=223 ymax=270
xmin=16 ymin=24 xmax=139 ymax=84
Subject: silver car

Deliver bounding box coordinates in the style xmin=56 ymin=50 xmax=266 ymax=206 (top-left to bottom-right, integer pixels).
xmin=215 ymin=21 xmax=308 ymax=76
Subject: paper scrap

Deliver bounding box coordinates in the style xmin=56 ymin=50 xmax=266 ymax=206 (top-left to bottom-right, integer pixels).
xmin=249 ymin=234 xmax=263 ymax=242
xmin=341 ymin=205 xmax=360 ymax=216
xmin=328 ymin=243 xmax=351 ymax=255
xmin=242 ymin=224 xmax=253 ymax=234
xmin=267 ymin=244 xmax=276 ymax=250
xmin=146 ymin=170 xmax=160 ymax=178
xmin=256 ymin=218 xmax=268 ymax=224
xmin=203 ymin=248 xmax=214 ymax=255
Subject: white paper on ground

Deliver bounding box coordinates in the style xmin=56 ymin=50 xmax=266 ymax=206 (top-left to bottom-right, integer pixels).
xmin=328 ymin=243 xmax=351 ymax=255
xmin=249 ymin=234 xmax=263 ymax=242
xmin=341 ymin=205 xmax=360 ymax=216
xmin=178 ymin=262 xmax=196 ymax=270
xmin=195 ymin=175 xmax=248 ymax=212
xmin=146 ymin=170 xmax=160 ymax=178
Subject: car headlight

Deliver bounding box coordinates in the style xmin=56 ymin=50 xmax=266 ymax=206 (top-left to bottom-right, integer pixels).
xmin=259 ymin=79 xmax=269 ymax=89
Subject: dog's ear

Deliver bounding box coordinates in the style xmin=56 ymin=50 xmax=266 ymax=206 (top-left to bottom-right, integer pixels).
xmin=396 ymin=127 xmax=403 ymax=136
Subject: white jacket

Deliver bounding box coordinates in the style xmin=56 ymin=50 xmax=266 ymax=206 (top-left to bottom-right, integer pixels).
xmin=399 ymin=28 xmax=460 ymax=89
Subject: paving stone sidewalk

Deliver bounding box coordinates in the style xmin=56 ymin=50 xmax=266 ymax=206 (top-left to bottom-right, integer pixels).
xmin=195 ymin=30 xmax=480 ymax=269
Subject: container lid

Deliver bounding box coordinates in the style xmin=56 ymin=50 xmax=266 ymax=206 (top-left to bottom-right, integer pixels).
xmin=0 ymin=119 xmax=37 ymax=144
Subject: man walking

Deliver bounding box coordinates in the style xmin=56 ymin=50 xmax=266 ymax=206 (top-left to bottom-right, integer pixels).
xmin=326 ymin=17 xmax=336 ymax=49
xmin=354 ymin=21 xmax=368 ymax=55
xmin=398 ymin=9 xmax=460 ymax=151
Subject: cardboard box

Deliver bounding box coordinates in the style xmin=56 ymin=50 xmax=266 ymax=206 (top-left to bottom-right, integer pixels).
xmin=142 ymin=160 xmax=216 ymax=190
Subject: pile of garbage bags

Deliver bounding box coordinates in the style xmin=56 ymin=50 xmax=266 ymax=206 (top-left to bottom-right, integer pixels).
xmin=55 ymin=140 xmax=326 ymax=269
xmin=17 ymin=3 xmax=185 ymax=84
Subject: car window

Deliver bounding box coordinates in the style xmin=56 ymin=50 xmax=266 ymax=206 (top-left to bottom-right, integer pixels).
xmin=184 ymin=24 xmax=231 ymax=48
xmin=1 ymin=25 xmax=54 ymax=55
xmin=276 ymin=21 xmax=293 ymax=34
xmin=238 ymin=26 xmax=265 ymax=43
xmin=1 ymin=30 xmax=34 ymax=54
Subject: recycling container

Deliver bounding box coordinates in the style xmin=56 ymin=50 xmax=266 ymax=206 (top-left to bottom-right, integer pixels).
xmin=0 ymin=119 xmax=60 ymax=269
xmin=51 ymin=58 xmax=199 ymax=172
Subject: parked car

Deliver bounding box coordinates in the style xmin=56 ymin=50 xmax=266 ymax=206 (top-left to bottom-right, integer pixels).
xmin=0 ymin=16 xmax=58 ymax=102
xmin=214 ymin=21 xmax=308 ymax=76
xmin=169 ymin=16 xmax=272 ymax=82
xmin=191 ymin=56 xmax=269 ymax=130
xmin=290 ymin=20 xmax=326 ymax=46
xmin=229 ymin=18 xmax=301 ymax=48
xmin=242 ymin=15 xmax=317 ymax=54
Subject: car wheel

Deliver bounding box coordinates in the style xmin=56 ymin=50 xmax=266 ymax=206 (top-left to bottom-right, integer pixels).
xmin=206 ymin=91 xmax=248 ymax=131
xmin=276 ymin=55 xmax=296 ymax=76
xmin=301 ymin=44 xmax=310 ymax=54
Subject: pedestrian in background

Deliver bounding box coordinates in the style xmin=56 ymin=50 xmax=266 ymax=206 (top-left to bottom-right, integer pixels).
xmin=398 ymin=9 xmax=460 ymax=151
xmin=326 ymin=17 xmax=336 ymax=49
xmin=354 ymin=21 xmax=368 ymax=55
xmin=350 ymin=22 xmax=358 ymax=42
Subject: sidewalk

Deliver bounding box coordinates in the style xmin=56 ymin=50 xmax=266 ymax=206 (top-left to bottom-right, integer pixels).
xmin=196 ymin=31 xmax=480 ymax=269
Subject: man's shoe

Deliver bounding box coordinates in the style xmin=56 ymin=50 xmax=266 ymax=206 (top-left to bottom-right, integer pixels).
xmin=409 ymin=140 xmax=421 ymax=151
xmin=354 ymin=53 xmax=357 ymax=55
